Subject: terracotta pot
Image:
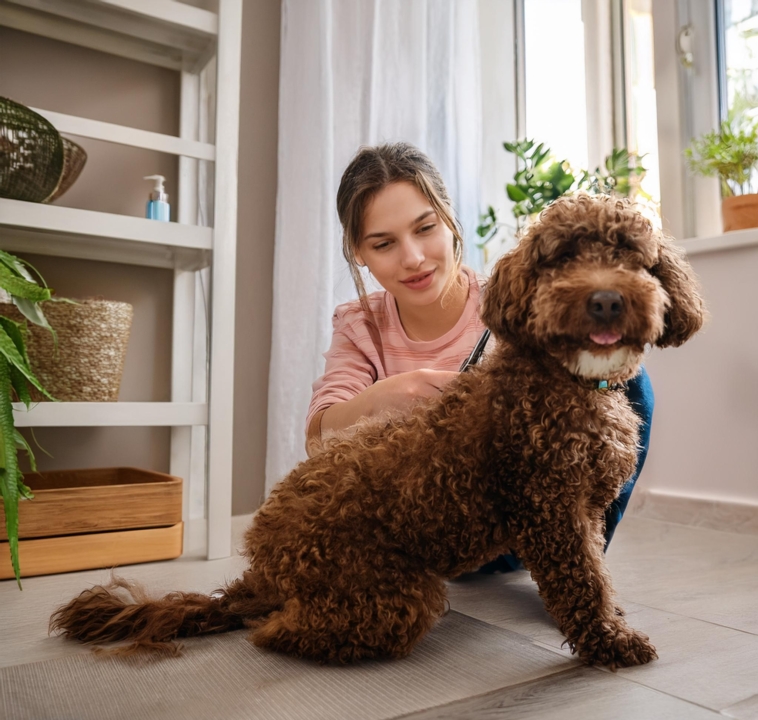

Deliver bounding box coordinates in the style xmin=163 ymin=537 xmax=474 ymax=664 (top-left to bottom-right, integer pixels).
xmin=721 ymin=193 xmax=758 ymax=232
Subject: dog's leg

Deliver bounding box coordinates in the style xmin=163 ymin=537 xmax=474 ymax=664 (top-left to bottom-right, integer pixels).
xmin=248 ymin=572 xmax=446 ymax=663
xmin=513 ymin=509 xmax=657 ymax=669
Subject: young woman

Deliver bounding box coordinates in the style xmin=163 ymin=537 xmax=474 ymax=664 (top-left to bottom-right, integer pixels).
xmin=305 ymin=142 xmax=653 ymax=565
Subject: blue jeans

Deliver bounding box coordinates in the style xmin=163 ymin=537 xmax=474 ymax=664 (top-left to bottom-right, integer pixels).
xmin=478 ymin=366 xmax=654 ymax=573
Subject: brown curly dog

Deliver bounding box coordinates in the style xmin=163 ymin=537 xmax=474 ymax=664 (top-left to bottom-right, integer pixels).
xmin=50 ymin=195 xmax=705 ymax=669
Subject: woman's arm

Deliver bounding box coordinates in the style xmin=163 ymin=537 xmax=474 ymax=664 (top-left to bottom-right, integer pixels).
xmin=306 ymin=369 xmax=457 ymax=456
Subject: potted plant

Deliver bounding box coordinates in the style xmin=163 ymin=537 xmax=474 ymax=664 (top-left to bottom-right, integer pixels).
xmin=579 ymin=147 xmax=649 ymax=201
xmin=0 ymin=249 xmax=54 ymax=588
xmin=477 ymin=140 xmax=649 ymax=264
xmin=685 ymin=120 xmax=758 ymax=232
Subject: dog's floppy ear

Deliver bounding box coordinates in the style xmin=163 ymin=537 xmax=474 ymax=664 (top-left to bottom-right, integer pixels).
xmin=652 ymin=236 xmax=706 ymax=347
xmin=481 ymin=241 xmax=536 ymax=342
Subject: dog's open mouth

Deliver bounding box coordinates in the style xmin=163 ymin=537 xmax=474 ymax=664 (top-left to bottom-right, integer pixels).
xmin=589 ymin=331 xmax=622 ymax=347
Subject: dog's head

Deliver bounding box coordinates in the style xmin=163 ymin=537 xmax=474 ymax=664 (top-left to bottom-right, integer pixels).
xmin=481 ymin=194 xmax=705 ymax=383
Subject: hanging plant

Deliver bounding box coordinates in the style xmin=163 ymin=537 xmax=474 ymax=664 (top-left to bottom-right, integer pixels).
xmin=0 ymin=249 xmax=55 ymax=588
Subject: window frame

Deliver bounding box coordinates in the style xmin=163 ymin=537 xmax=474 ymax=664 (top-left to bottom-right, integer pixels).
xmin=651 ymin=0 xmax=721 ymax=240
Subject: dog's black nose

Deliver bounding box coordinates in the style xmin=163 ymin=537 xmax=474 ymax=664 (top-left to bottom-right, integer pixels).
xmin=587 ymin=290 xmax=624 ymax=322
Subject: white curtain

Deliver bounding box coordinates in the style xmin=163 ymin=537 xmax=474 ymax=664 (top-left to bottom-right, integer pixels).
xmin=266 ymin=0 xmax=483 ymax=492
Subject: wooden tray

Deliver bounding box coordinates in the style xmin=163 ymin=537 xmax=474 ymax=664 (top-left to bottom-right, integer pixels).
xmin=0 ymin=467 xmax=182 ymax=540
xmin=0 ymin=522 xmax=184 ymax=579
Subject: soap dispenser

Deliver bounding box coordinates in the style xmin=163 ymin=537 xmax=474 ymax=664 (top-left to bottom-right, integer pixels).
xmin=144 ymin=175 xmax=170 ymax=221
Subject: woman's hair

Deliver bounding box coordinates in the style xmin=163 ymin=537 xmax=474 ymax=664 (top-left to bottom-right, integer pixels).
xmin=336 ymin=142 xmax=464 ymax=310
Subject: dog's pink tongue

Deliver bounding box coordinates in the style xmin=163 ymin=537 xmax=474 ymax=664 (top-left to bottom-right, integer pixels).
xmin=590 ymin=332 xmax=622 ymax=345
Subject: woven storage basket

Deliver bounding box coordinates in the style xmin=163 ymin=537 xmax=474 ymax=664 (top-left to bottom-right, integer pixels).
xmin=1 ymin=299 xmax=133 ymax=402
xmin=47 ymin=136 xmax=88 ymax=202
xmin=0 ymin=97 xmax=63 ymax=202
xmin=0 ymin=97 xmax=87 ymax=203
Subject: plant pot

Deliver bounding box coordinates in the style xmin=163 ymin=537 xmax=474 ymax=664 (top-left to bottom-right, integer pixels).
xmin=1 ymin=298 xmax=133 ymax=401
xmin=721 ymin=193 xmax=758 ymax=232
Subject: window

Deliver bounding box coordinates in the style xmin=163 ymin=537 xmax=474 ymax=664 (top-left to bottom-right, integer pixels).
xmin=523 ymin=0 xmax=588 ymax=171
xmin=719 ymin=0 xmax=758 ymax=125
xmin=623 ymin=0 xmax=661 ymax=211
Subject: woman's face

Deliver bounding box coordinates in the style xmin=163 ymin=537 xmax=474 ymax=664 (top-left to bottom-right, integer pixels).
xmin=355 ymin=181 xmax=457 ymax=309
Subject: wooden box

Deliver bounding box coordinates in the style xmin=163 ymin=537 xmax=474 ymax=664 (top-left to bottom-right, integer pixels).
xmin=0 ymin=467 xmax=183 ymax=580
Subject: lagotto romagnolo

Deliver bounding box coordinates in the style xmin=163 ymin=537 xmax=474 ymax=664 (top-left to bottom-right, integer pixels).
xmin=51 ymin=195 xmax=705 ymax=669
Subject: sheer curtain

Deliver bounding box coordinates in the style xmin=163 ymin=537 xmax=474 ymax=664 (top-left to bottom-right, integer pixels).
xmin=266 ymin=0 xmax=482 ymax=492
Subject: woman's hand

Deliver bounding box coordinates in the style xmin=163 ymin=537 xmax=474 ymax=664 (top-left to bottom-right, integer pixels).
xmin=366 ymin=369 xmax=458 ymax=416
xmin=317 ymin=369 xmax=458 ymax=442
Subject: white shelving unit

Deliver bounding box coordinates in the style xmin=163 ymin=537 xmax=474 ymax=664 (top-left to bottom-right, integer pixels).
xmin=1 ymin=0 xmax=242 ymax=559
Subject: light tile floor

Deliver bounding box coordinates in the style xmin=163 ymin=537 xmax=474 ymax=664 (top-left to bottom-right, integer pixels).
xmin=1 ymin=514 xmax=756 ymax=719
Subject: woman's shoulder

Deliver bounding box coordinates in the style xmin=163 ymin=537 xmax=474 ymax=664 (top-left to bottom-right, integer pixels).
xmin=332 ymin=289 xmax=388 ymax=327
xmin=463 ymin=265 xmax=486 ymax=291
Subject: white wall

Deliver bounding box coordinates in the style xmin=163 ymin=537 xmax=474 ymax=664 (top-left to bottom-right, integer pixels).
xmin=642 ymin=244 xmax=758 ymax=504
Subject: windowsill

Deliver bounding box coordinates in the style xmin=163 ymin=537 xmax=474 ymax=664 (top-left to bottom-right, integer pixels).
xmin=679 ymin=227 xmax=758 ymax=256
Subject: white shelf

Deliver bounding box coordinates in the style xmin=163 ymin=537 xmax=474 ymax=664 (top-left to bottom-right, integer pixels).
xmin=12 ymin=402 xmax=208 ymax=427
xmin=94 ymin=0 xmax=218 ymax=36
xmin=680 ymin=228 xmax=758 ymax=256
xmin=32 ymin=108 xmax=216 ymax=161
xmin=0 ymin=0 xmax=218 ymax=71
xmin=2 ymin=0 xmax=243 ymax=560
xmin=0 ymin=198 xmax=212 ymax=270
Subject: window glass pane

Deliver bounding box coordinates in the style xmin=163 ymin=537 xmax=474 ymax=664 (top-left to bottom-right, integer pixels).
xmin=625 ymin=0 xmax=661 ymax=210
xmin=723 ymin=0 xmax=758 ymax=124
xmin=524 ymin=0 xmax=588 ymax=170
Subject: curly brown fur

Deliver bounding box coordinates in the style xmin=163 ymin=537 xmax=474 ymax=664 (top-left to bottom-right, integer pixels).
xmin=51 ymin=195 xmax=704 ymax=669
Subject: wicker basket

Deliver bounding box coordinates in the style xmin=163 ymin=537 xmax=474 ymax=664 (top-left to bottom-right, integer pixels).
xmin=0 ymin=97 xmax=87 ymax=203
xmin=0 ymin=97 xmax=63 ymax=202
xmin=1 ymin=299 xmax=133 ymax=402
xmin=47 ymin=136 xmax=88 ymax=203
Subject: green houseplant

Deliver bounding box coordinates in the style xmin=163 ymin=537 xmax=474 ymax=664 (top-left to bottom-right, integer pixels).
xmin=685 ymin=120 xmax=758 ymax=231
xmin=503 ymin=139 xmax=578 ymax=218
xmin=477 ymin=139 xmax=648 ymax=255
xmin=0 ymin=249 xmax=55 ymax=588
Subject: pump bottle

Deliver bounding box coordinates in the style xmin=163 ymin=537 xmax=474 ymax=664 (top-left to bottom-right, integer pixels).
xmin=144 ymin=175 xmax=170 ymax=221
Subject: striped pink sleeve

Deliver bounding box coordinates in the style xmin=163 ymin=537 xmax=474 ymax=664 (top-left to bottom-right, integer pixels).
xmin=304 ymin=307 xmax=379 ymax=434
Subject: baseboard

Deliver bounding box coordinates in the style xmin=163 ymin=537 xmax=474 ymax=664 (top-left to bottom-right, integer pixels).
xmin=627 ymin=488 xmax=758 ymax=535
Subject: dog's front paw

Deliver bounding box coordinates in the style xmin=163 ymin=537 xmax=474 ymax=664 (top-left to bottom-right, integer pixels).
xmin=579 ymin=625 xmax=657 ymax=670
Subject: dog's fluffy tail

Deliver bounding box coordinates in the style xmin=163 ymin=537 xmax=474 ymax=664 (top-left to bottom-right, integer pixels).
xmin=49 ymin=573 xmax=257 ymax=657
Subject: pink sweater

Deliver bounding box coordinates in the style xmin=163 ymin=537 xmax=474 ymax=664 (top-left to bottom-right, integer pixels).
xmin=306 ymin=267 xmax=486 ymax=433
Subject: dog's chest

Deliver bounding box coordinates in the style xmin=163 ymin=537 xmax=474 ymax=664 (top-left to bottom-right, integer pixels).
xmin=512 ymin=386 xmax=639 ymax=494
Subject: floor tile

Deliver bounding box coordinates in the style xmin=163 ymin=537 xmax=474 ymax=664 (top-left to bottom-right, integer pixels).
xmin=606 ymin=516 xmax=758 ymax=635
xmin=724 ymin=693 xmax=758 ymax=720
xmin=446 ymin=571 xmax=569 ymax=654
xmin=397 ymin=666 xmax=723 ymax=720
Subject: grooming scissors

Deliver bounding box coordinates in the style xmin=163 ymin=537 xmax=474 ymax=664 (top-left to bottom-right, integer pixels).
xmin=459 ymin=328 xmax=491 ymax=372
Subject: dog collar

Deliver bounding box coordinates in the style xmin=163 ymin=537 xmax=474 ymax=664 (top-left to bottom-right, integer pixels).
xmin=595 ymin=379 xmax=625 ymax=393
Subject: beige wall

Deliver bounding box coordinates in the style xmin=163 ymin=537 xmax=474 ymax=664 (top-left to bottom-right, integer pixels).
xmin=233 ymin=0 xmax=280 ymax=513
xmin=642 ymin=245 xmax=758 ymax=504
xmin=0 ymin=1 xmax=280 ymax=514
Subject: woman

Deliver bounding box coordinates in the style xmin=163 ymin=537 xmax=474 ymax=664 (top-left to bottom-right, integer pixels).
xmin=306 ymin=142 xmax=653 ymax=564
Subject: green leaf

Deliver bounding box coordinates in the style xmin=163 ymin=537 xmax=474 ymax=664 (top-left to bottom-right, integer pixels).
xmin=12 ymin=296 xmax=53 ymax=331
xmin=0 ymin=250 xmax=35 ymax=283
xmin=13 ymin=429 xmax=37 ymax=477
xmin=0 ymin=324 xmax=54 ymax=401
xmin=0 ymin=317 xmax=28 ymax=361
xmin=0 ymin=357 xmax=23 ymax=587
xmin=0 ymin=265 xmax=51 ymax=303
xmin=10 ymin=365 xmax=32 ymax=408
xmin=506 ymin=184 xmax=528 ymax=202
